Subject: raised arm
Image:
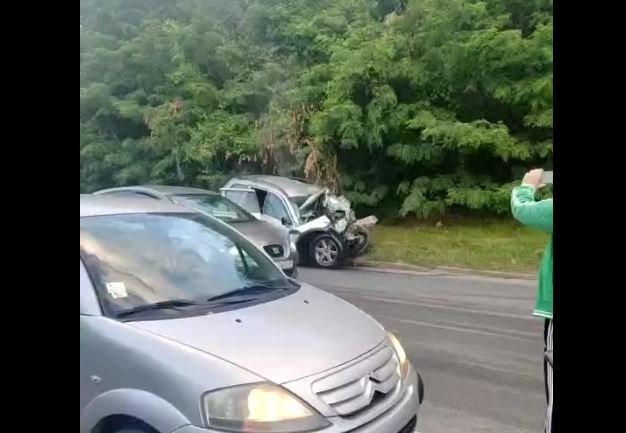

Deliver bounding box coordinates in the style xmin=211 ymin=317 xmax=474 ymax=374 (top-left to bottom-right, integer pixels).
xmin=511 ymin=185 xmax=553 ymax=233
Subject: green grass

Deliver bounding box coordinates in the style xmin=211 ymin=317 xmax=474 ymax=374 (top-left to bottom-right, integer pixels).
xmin=366 ymin=217 xmax=547 ymax=273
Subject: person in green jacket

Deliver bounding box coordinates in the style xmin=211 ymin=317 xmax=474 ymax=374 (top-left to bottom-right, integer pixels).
xmin=511 ymin=168 xmax=553 ymax=433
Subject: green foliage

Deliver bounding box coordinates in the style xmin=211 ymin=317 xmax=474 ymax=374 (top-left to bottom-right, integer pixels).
xmin=80 ymin=0 xmax=552 ymax=218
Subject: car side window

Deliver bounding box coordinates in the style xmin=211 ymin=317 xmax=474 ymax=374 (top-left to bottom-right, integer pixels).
xmin=263 ymin=192 xmax=291 ymax=225
xmin=223 ymin=190 xmax=261 ymax=214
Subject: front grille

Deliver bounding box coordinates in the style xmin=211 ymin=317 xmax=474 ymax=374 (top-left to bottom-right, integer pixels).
xmin=263 ymin=244 xmax=285 ymax=257
xmin=312 ymin=346 xmax=400 ymax=417
xmin=398 ymin=416 xmax=417 ymax=433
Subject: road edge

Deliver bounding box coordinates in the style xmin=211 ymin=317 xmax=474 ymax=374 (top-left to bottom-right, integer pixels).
xmin=354 ymin=259 xmax=536 ymax=280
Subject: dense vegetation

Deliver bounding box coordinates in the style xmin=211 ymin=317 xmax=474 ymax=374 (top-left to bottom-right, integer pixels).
xmin=80 ymin=0 xmax=552 ymax=218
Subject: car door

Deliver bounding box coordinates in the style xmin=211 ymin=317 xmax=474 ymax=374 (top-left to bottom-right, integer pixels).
xmin=262 ymin=191 xmax=293 ymax=227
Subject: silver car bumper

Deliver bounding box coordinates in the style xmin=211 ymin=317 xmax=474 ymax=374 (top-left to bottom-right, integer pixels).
xmin=274 ymin=243 xmax=299 ymax=277
xmin=172 ymin=370 xmax=420 ymax=433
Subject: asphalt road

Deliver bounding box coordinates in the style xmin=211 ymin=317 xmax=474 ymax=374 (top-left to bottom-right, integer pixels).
xmin=299 ymin=267 xmax=545 ymax=433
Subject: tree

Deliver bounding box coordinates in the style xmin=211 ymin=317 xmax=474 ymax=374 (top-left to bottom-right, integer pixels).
xmin=80 ymin=0 xmax=552 ymax=218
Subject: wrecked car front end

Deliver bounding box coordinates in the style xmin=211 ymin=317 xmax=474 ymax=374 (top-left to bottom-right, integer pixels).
xmin=298 ymin=189 xmax=378 ymax=260
xmin=221 ymin=175 xmax=377 ymax=268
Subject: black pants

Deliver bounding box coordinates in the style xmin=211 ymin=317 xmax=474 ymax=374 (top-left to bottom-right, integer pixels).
xmin=543 ymin=319 xmax=553 ymax=433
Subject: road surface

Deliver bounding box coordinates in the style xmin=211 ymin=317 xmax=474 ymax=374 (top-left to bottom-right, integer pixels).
xmin=299 ymin=267 xmax=544 ymax=433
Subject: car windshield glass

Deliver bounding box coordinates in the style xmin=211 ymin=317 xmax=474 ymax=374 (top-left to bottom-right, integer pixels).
xmin=289 ymin=196 xmax=309 ymax=222
xmin=80 ymin=213 xmax=290 ymax=319
xmin=173 ymin=194 xmax=254 ymax=223
xmin=290 ymin=196 xmax=308 ymax=207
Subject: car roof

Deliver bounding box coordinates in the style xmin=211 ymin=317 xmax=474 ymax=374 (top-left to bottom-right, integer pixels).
xmin=231 ymin=175 xmax=323 ymax=198
xmin=95 ymin=185 xmax=218 ymax=196
xmin=80 ymin=194 xmax=194 ymax=218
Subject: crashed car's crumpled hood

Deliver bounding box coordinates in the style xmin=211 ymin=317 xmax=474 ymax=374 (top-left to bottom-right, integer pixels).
xmin=129 ymin=283 xmax=386 ymax=384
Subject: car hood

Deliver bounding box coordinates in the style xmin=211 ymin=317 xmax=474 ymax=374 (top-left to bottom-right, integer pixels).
xmin=129 ymin=283 xmax=386 ymax=384
xmin=230 ymin=219 xmax=288 ymax=248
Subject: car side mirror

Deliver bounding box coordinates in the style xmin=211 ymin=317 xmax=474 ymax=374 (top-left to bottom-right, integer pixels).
xmin=281 ymin=217 xmax=290 ymax=226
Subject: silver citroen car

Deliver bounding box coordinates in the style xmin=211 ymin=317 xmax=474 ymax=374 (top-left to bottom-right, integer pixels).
xmin=94 ymin=185 xmax=298 ymax=277
xmin=80 ymin=195 xmax=423 ymax=433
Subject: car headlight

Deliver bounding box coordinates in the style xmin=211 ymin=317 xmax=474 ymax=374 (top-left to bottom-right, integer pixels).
xmin=388 ymin=332 xmax=410 ymax=378
xmin=203 ymin=383 xmax=330 ymax=432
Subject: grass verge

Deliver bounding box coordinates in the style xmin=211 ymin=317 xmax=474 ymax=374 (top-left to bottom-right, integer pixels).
xmin=366 ymin=218 xmax=547 ymax=274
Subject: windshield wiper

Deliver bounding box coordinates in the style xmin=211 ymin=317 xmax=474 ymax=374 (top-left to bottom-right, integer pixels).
xmin=116 ymin=299 xmax=202 ymax=318
xmin=206 ymin=280 xmax=297 ymax=303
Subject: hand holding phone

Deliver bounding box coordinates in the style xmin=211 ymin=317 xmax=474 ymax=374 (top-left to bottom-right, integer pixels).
xmin=522 ymin=169 xmax=545 ymax=188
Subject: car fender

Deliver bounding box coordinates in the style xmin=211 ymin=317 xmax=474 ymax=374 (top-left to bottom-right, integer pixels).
xmin=80 ymin=388 xmax=191 ymax=433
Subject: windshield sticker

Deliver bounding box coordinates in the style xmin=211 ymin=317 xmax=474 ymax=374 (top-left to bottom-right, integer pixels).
xmin=106 ymin=282 xmax=128 ymax=299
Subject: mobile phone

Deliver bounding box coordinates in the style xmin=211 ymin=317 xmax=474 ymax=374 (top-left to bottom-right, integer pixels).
xmin=541 ymin=170 xmax=553 ymax=185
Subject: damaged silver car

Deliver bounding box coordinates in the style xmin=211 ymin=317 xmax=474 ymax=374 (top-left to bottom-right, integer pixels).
xmin=221 ymin=175 xmax=377 ymax=268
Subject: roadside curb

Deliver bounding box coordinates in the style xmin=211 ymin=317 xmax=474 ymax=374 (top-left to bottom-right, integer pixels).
xmin=354 ymin=259 xmax=536 ymax=280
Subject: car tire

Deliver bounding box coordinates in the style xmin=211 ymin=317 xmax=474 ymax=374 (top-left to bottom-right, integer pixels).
xmin=309 ymin=234 xmax=341 ymax=268
xmin=111 ymin=420 xmax=158 ymax=433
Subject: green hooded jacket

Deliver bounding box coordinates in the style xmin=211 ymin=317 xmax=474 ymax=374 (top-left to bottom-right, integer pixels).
xmin=511 ymin=185 xmax=553 ymax=319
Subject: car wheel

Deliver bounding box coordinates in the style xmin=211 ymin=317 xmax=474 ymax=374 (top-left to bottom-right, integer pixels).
xmin=310 ymin=234 xmax=341 ymax=268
